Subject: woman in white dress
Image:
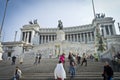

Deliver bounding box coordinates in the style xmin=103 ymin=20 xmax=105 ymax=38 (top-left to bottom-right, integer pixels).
xmin=54 ymin=61 xmax=66 ymax=80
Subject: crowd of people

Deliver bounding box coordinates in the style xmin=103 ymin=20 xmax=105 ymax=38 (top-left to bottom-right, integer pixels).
xmin=0 ymin=51 xmax=115 ymax=80
xmin=54 ymin=52 xmax=114 ymax=80
xmin=54 ymin=52 xmax=89 ymax=80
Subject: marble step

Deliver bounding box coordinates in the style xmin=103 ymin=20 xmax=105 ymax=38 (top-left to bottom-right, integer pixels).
xmin=0 ymin=72 xmax=120 ymax=80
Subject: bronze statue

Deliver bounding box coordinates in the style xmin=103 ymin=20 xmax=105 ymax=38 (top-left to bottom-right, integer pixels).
xmin=29 ymin=21 xmax=33 ymax=24
xmin=58 ymin=20 xmax=63 ymax=30
xmin=34 ymin=19 xmax=37 ymax=24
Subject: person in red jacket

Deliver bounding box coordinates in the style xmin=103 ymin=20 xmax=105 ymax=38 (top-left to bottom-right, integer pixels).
xmin=59 ymin=53 xmax=65 ymax=64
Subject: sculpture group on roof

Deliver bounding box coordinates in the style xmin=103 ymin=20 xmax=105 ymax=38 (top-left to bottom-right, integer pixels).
xmin=29 ymin=19 xmax=38 ymax=24
xmin=95 ymin=13 xmax=105 ymax=19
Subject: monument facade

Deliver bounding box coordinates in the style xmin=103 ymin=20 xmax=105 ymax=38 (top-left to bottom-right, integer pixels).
xmin=2 ymin=14 xmax=120 ymax=59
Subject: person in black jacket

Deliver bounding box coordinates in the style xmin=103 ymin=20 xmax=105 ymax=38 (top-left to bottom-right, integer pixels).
xmin=38 ymin=53 xmax=42 ymax=64
xmin=102 ymin=61 xmax=113 ymax=80
xmin=12 ymin=56 xmax=16 ymax=65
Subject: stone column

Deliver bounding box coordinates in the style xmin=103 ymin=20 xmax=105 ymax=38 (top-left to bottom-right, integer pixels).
xmin=41 ymin=35 xmax=43 ymax=44
xmin=78 ymin=34 xmax=80 ymax=42
xmin=51 ymin=35 xmax=53 ymax=41
xmin=78 ymin=34 xmax=79 ymax=42
xmin=92 ymin=32 xmax=95 ymax=41
xmin=43 ymin=35 xmax=44 ymax=43
xmin=50 ymin=35 xmax=51 ymax=42
xmin=90 ymin=32 xmax=92 ymax=41
xmin=70 ymin=34 xmax=72 ymax=41
xmin=39 ymin=35 xmax=41 ymax=44
xmin=73 ymin=34 xmax=75 ymax=42
xmin=46 ymin=35 xmax=48 ymax=43
xmin=20 ymin=32 xmax=23 ymax=41
xmin=52 ymin=35 xmax=54 ymax=41
xmin=67 ymin=34 xmax=69 ymax=41
xmin=68 ymin=35 xmax=70 ymax=41
xmin=23 ymin=32 xmax=25 ymax=41
xmin=24 ymin=32 xmax=27 ymax=42
xmin=112 ymin=24 xmax=116 ymax=35
xmin=76 ymin=34 xmax=78 ymax=42
xmin=26 ymin=32 xmax=28 ymax=42
xmin=103 ymin=26 xmax=107 ymax=37
xmin=108 ymin=25 xmax=111 ymax=36
xmin=55 ymin=35 xmax=56 ymax=40
xmin=48 ymin=35 xmax=49 ymax=42
xmin=53 ymin=35 xmax=55 ymax=41
xmin=27 ymin=32 xmax=30 ymax=43
xmin=86 ymin=32 xmax=89 ymax=43
xmin=80 ymin=33 xmax=82 ymax=42
xmin=44 ymin=35 xmax=46 ymax=43
xmin=83 ymin=33 xmax=85 ymax=42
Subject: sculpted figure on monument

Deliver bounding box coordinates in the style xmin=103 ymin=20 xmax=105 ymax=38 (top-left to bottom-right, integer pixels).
xmin=95 ymin=13 xmax=105 ymax=19
xmin=101 ymin=13 xmax=105 ymax=18
xmin=29 ymin=21 xmax=33 ymax=24
xmin=58 ymin=20 xmax=63 ymax=30
xmin=34 ymin=19 xmax=37 ymax=24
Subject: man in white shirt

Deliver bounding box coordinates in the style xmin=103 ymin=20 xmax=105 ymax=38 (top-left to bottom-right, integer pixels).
xmin=14 ymin=66 xmax=22 ymax=80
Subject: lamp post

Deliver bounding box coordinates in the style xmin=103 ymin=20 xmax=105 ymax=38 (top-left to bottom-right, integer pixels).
xmin=0 ymin=0 xmax=9 ymax=61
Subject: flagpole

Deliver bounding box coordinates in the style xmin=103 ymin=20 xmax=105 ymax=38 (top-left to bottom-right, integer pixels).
xmin=92 ymin=0 xmax=96 ymax=18
xmin=0 ymin=0 xmax=9 ymax=41
xmin=0 ymin=0 xmax=9 ymax=61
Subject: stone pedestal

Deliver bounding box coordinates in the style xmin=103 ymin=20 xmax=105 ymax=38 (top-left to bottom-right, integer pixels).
xmin=56 ymin=30 xmax=65 ymax=41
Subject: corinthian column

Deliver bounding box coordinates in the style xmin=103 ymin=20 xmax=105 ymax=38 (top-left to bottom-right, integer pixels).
xmin=70 ymin=34 xmax=72 ymax=41
xmin=73 ymin=34 xmax=75 ymax=42
xmin=80 ymin=33 xmax=82 ymax=42
xmin=108 ymin=25 xmax=111 ymax=36
xmin=41 ymin=35 xmax=43 ymax=44
xmin=83 ymin=33 xmax=85 ymax=42
xmin=77 ymin=34 xmax=78 ymax=42
xmin=27 ymin=32 xmax=29 ymax=43
xmin=90 ymin=32 xmax=92 ymax=41
xmin=67 ymin=34 xmax=69 ymax=41
xmin=48 ymin=35 xmax=49 ymax=42
xmin=24 ymin=32 xmax=27 ymax=42
xmin=86 ymin=33 xmax=89 ymax=43
xmin=44 ymin=35 xmax=46 ymax=43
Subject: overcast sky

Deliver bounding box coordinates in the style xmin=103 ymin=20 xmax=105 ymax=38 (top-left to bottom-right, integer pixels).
xmin=0 ymin=0 xmax=120 ymax=42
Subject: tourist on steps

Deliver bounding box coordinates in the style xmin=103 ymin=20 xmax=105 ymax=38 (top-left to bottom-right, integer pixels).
xmin=34 ymin=54 xmax=38 ymax=64
xmin=76 ymin=53 xmax=81 ymax=64
xmin=13 ymin=66 xmax=22 ymax=80
xmin=102 ymin=61 xmax=114 ymax=80
xmin=69 ymin=58 xmax=76 ymax=79
xmin=59 ymin=53 xmax=65 ymax=65
xmin=81 ymin=53 xmax=87 ymax=66
xmin=38 ymin=53 xmax=42 ymax=64
xmin=12 ymin=56 xmax=16 ymax=65
xmin=54 ymin=61 xmax=66 ymax=80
